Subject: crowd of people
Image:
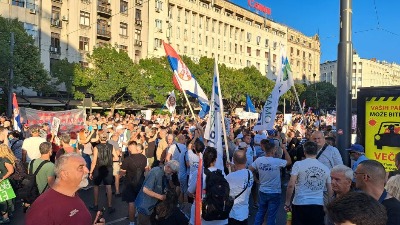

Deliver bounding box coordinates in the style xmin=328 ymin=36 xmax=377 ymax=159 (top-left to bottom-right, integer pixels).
xmin=0 ymin=111 xmax=399 ymax=225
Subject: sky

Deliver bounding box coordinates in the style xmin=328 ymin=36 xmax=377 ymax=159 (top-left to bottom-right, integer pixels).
xmin=231 ymin=0 xmax=400 ymax=64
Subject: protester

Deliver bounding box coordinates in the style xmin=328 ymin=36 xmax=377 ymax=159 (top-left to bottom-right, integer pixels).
xmin=8 ymin=131 xmax=23 ymax=160
xmin=23 ymin=142 xmax=55 ymax=212
xmin=388 ymin=152 xmax=400 ymax=178
xmin=355 ymin=160 xmax=400 ymax=225
xmin=330 ymin=165 xmax=353 ymax=198
xmin=21 ymin=126 xmax=46 ymax=164
xmin=26 ymin=153 xmax=105 ymax=225
xmin=326 ymin=192 xmax=387 ymax=225
xmin=166 ymin=134 xmax=187 ymax=162
xmin=385 ymin=175 xmax=400 ymax=201
xmin=0 ymin=144 xmax=16 ymax=224
xmin=285 ymin=141 xmax=332 ymax=225
xmin=346 ymin=144 xmax=368 ymax=171
xmin=227 ymin=150 xmax=254 ymax=225
xmin=135 ymin=160 xmax=180 ymax=225
xmin=250 ymin=139 xmax=291 ymax=225
xmin=89 ymin=132 xmax=118 ymax=213
xmin=120 ymin=141 xmax=147 ymax=225
xmin=311 ymin=131 xmax=343 ymax=169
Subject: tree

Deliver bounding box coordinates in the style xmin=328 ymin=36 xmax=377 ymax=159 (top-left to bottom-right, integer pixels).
xmin=50 ymin=58 xmax=78 ymax=94
xmin=0 ymin=17 xmax=49 ymax=97
xmin=128 ymin=57 xmax=175 ymax=106
xmin=281 ymin=83 xmax=307 ymax=112
xmin=300 ymin=81 xmax=336 ymax=110
xmin=73 ymin=45 xmax=136 ymax=114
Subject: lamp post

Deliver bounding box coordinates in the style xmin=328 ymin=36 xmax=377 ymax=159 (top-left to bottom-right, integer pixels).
xmin=313 ymin=73 xmax=319 ymax=110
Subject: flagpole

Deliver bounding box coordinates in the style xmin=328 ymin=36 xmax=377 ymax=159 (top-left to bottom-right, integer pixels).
xmin=292 ymin=85 xmax=305 ymax=123
xmin=215 ymin=58 xmax=231 ymax=165
xmin=173 ymin=71 xmax=196 ymax=120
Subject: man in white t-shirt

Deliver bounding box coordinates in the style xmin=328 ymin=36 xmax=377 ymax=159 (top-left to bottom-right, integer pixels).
xmin=227 ymin=150 xmax=254 ymax=225
xmin=250 ymin=139 xmax=292 ymax=225
xmin=22 ymin=126 xmax=46 ymax=163
xmin=285 ymin=141 xmax=332 ymax=225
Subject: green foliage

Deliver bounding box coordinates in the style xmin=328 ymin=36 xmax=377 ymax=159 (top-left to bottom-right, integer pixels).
xmin=300 ymin=82 xmax=336 ymax=109
xmin=129 ymin=57 xmax=175 ymax=105
xmin=50 ymin=58 xmax=78 ymax=93
xmin=73 ymin=45 xmax=136 ymax=104
xmin=0 ymin=16 xmax=49 ymax=93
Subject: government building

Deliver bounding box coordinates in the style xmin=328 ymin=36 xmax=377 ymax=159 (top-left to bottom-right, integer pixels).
xmin=320 ymin=52 xmax=400 ymax=99
xmin=0 ymin=0 xmax=320 ymax=90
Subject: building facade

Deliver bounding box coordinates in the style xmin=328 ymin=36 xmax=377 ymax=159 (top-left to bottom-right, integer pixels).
xmin=320 ymin=52 xmax=400 ymax=99
xmin=0 ymin=0 xmax=320 ymax=92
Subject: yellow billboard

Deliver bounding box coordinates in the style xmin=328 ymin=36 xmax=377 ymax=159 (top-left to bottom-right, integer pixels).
xmin=365 ymin=96 xmax=400 ymax=171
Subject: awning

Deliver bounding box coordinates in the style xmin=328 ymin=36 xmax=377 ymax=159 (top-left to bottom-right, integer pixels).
xmin=17 ymin=96 xmax=66 ymax=107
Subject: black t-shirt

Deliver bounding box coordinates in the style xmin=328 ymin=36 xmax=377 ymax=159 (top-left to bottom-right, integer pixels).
xmin=121 ymin=153 xmax=147 ymax=184
xmin=382 ymin=197 xmax=400 ymax=225
xmin=146 ymin=141 xmax=156 ymax=158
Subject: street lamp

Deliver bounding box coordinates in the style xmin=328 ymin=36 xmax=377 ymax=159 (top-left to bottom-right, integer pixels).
xmin=313 ymin=73 xmax=319 ymax=109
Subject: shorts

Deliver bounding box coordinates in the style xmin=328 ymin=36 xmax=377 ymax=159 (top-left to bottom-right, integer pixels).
xmin=93 ymin=166 xmax=113 ymax=186
xmin=113 ymin=161 xmax=120 ymax=176
xmin=122 ymin=183 xmax=140 ymax=203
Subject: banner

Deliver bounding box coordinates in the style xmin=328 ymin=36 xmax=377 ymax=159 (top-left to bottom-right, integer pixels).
xmin=365 ymin=96 xmax=400 ymax=171
xmin=0 ymin=179 xmax=16 ymax=202
xmin=238 ymin=111 xmax=259 ymax=120
xmin=204 ymin=58 xmax=224 ymax=171
xmin=20 ymin=108 xmax=86 ymax=133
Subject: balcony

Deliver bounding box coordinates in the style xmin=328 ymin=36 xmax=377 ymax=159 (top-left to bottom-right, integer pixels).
xmin=50 ymin=46 xmax=61 ymax=55
xmin=97 ymin=29 xmax=111 ymax=40
xmin=50 ymin=18 xmax=62 ymax=28
xmin=134 ymin=40 xmax=142 ymax=47
xmin=97 ymin=5 xmax=112 ymax=17
xmin=135 ymin=19 xmax=142 ymax=26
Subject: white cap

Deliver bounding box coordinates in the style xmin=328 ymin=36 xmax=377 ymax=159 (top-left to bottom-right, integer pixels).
xmin=116 ymin=125 xmax=124 ymax=130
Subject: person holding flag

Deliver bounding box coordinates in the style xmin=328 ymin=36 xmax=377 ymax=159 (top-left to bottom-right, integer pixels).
xmin=12 ymin=93 xmax=21 ymax=132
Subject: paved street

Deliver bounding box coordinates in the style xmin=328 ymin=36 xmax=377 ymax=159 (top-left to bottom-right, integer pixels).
xmin=14 ymin=174 xmax=290 ymax=225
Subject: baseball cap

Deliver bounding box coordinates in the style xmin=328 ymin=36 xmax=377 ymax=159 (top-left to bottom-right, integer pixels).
xmin=346 ymin=144 xmax=364 ymax=153
xmin=107 ymin=125 xmax=113 ymax=129
xmin=116 ymin=125 xmax=124 ymax=130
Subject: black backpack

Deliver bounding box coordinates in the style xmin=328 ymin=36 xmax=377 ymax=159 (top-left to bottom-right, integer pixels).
xmin=18 ymin=159 xmax=50 ymax=204
xmin=97 ymin=143 xmax=113 ymax=167
xmin=202 ymin=168 xmax=234 ymax=221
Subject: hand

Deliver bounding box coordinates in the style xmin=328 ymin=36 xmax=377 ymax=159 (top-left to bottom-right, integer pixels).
xmin=159 ymin=194 xmax=166 ymax=201
xmin=94 ymin=218 xmax=105 ymax=225
xmin=89 ymin=173 xmax=93 ymax=180
xmin=284 ymin=204 xmax=291 ymax=212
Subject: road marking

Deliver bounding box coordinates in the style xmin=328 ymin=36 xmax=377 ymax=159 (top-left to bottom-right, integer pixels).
xmin=106 ymin=217 xmax=128 ymax=225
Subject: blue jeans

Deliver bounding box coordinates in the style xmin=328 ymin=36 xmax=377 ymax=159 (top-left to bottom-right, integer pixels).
xmin=82 ymin=153 xmax=91 ymax=171
xmin=254 ymin=192 xmax=281 ymax=225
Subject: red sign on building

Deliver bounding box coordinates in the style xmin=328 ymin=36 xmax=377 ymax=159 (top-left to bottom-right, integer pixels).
xmin=248 ymin=0 xmax=271 ymax=15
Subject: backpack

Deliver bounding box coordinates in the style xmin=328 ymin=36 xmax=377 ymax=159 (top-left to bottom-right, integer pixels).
xmin=201 ymin=168 xmax=234 ymax=221
xmin=18 ymin=159 xmax=50 ymax=204
xmin=10 ymin=159 xmax=27 ymax=182
xmin=97 ymin=143 xmax=113 ymax=167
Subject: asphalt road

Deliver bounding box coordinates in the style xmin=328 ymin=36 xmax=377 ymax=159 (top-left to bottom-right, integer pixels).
xmin=13 ymin=174 xmax=290 ymax=225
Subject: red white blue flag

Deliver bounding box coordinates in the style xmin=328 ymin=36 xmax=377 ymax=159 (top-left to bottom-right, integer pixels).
xmin=163 ymin=41 xmax=210 ymax=118
xmin=12 ymin=93 xmax=21 ymax=131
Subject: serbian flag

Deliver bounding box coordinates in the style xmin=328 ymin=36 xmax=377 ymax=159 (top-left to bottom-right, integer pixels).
xmin=12 ymin=93 xmax=21 ymax=132
xmin=163 ymin=41 xmax=210 ymax=118
xmin=195 ymin=155 xmax=203 ymax=225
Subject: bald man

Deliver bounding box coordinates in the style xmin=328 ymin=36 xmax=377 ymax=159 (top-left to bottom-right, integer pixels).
xmin=311 ymin=131 xmax=343 ymax=170
xmin=355 ymin=160 xmax=400 ymax=225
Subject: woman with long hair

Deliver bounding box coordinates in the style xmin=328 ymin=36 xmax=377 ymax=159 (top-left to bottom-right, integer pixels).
xmin=0 ymin=144 xmax=16 ymax=224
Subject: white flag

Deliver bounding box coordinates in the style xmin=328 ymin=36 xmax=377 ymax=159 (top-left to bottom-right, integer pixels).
xmin=253 ymin=45 xmax=294 ymax=131
xmin=204 ymin=58 xmax=224 ymax=171
xmin=165 ymin=90 xmax=176 ymax=114
xmin=276 ymin=46 xmax=294 ymax=97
